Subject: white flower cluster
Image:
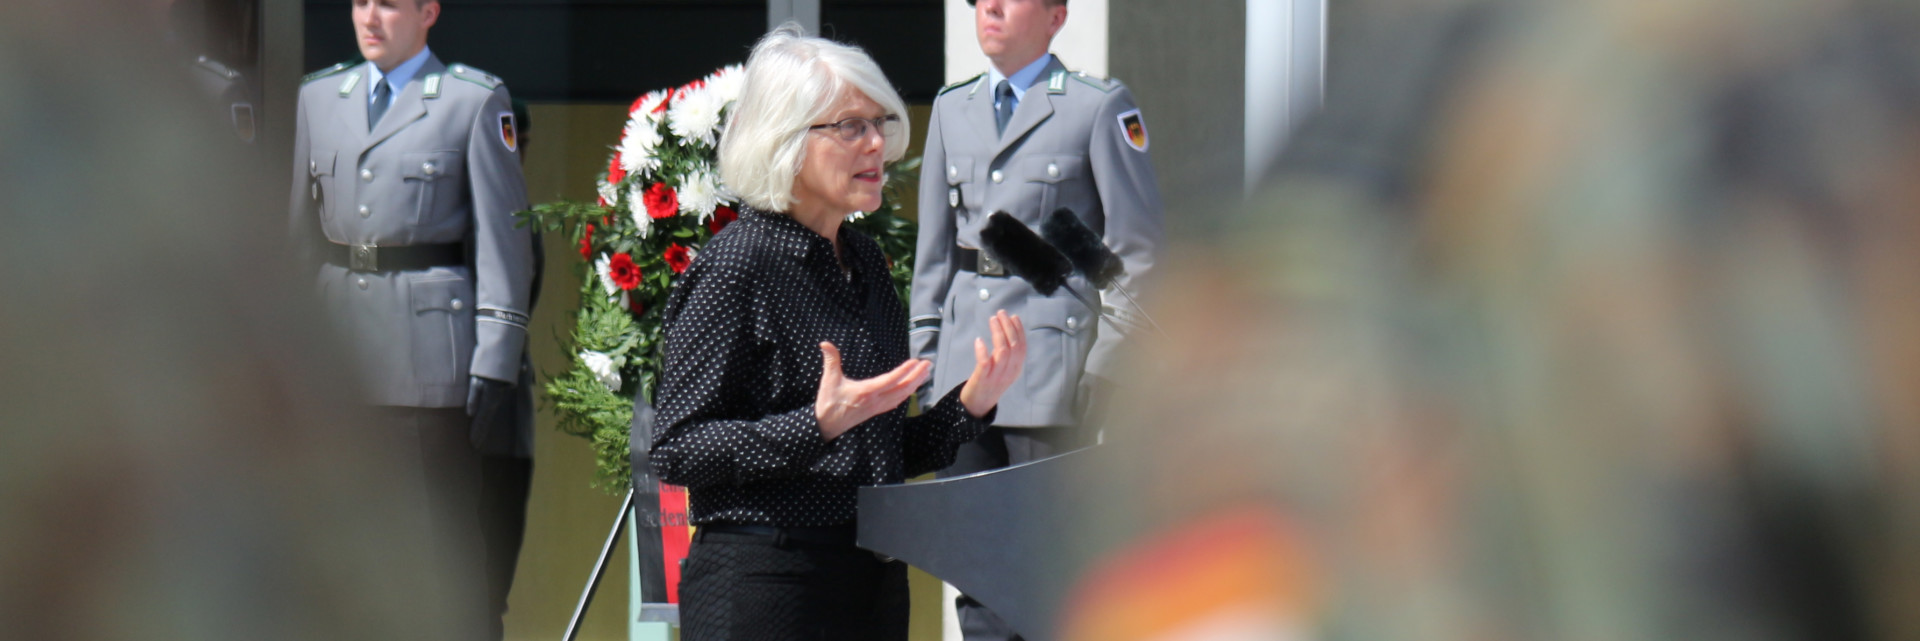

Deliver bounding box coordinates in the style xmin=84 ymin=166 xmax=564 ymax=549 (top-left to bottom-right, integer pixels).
xmin=579 ymin=350 xmax=622 ymax=392
xmin=610 ymin=66 xmax=746 ymax=225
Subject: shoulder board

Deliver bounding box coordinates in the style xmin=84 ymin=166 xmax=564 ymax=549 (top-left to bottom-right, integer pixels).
xmin=1069 ymin=71 xmax=1117 ymax=93
xmin=195 ymin=56 xmax=239 ymax=81
xmin=446 ymin=63 xmax=502 ymax=90
xmin=302 ymin=60 xmax=359 ymax=85
xmin=938 ymin=72 xmax=985 ymax=97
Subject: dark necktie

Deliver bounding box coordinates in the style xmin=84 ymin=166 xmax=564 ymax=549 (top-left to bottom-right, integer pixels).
xmin=368 ymin=78 xmax=392 ymax=130
xmin=995 ymin=80 xmax=1014 ymax=136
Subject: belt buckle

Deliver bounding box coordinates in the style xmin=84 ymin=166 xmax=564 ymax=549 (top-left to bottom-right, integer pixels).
xmin=978 ymin=250 xmax=1005 ymax=277
xmin=349 ymin=242 xmax=378 ymax=272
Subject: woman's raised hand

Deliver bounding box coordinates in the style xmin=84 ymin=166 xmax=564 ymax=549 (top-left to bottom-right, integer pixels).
xmin=959 ymin=310 xmax=1026 ymax=419
xmin=815 ymin=342 xmax=931 ymax=440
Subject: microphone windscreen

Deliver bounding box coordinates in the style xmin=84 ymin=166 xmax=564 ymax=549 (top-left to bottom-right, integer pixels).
xmin=980 ymin=211 xmax=1072 ymax=296
xmin=1041 ymin=208 xmax=1124 ymax=289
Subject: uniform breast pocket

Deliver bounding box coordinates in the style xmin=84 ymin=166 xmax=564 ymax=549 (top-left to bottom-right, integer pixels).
xmin=309 ymin=150 xmax=337 ymax=215
xmin=408 ymin=273 xmax=476 ymax=389
xmin=946 ymin=156 xmax=977 ymax=214
xmin=1026 ymin=154 xmax=1087 ymax=217
xmin=401 ymin=150 xmax=465 ymax=225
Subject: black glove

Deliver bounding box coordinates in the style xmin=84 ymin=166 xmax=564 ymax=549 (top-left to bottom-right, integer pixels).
xmin=465 ymin=375 xmax=514 ymax=418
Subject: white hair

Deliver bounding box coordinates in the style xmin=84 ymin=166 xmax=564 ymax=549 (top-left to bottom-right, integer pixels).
xmin=718 ymin=23 xmax=910 ymax=213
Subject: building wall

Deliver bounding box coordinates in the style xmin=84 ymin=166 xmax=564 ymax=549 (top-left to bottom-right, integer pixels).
xmin=1110 ymin=0 xmax=1246 ymax=230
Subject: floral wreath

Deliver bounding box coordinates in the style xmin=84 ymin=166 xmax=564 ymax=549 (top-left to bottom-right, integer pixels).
xmin=518 ymin=65 xmax=921 ymax=490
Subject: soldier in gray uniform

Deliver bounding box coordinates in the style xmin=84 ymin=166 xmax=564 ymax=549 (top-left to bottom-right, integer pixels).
xmin=289 ymin=0 xmax=532 ymax=634
xmin=911 ymin=0 xmax=1163 ymax=639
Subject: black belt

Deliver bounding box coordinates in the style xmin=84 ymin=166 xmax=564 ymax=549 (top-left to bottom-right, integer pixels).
xmin=956 ymin=247 xmax=1008 ymax=277
xmin=325 ymin=242 xmax=464 ymax=273
xmin=697 ymin=522 xmax=858 ymax=547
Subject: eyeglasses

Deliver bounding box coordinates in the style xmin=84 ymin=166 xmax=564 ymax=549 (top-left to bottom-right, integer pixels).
xmin=808 ymin=114 xmax=904 ymax=143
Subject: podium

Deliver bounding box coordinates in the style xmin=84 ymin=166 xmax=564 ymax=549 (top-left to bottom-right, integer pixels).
xmin=856 ymin=446 xmax=1104 ymax=641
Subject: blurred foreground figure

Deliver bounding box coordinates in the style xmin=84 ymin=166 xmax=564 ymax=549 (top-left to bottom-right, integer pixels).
xmin=0 ymin=2 xmax=476 ymax=640
xmin=1062 ymin=1 xmax=1920 ymax=640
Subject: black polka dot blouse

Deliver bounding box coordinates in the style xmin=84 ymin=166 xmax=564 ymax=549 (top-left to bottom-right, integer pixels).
xmin=651 ymin=208 xmax=994 ymax=527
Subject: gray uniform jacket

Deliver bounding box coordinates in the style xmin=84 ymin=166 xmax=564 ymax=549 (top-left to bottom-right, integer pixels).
xmin=911 ymin=56 xmax=1164 ymax=428
xmin=291 ymin=56 xmax=534 ymax=408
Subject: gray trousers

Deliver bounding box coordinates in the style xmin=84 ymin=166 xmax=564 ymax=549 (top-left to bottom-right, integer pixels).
xmin=938 ymin=426 xmax=1096 ymax=641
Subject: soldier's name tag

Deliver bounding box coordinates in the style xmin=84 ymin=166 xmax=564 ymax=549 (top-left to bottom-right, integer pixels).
xmin=498 ymin=112 xmax=518 ymax=152
xmin=1117 ymin=109 xmax=1149 ymax=152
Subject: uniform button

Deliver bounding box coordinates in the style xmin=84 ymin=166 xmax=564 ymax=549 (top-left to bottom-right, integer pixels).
xmin=990 ymin=169 xmax=1004 ymax=184
xmin=360 ymin=168 xmax=374 ymax=182
xmin=450 ymin=298 xmax=463 ymax=311
xmin=978 ymin=288 xmax=990 ymax=301
xmin=1066 ymin=317 xmax=1079 ymax=330
xmin=423 ymin=162 xmax=437 ymax=176
xmin=357 ymin=204 xmax=370 ymax=218
xmin=948 ymin=165 xmax=958 ymax=180
xmin=356 ymin=278 xmax=369 ymax=290
xmin=1047 ymin=163 xmax=1060 ymax=178
xmin=309 ymin=160 xmax=316 ymax=173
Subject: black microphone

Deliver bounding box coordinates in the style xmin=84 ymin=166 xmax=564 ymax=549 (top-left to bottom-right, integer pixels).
xmin=979 ymin=211 xmax=1073 ymax=296
xmin=1040 ymin=208 xmax=1124 ymax=289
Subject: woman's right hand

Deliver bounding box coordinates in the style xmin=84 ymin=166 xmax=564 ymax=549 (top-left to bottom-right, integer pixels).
xmin=815 ymin=342 xmax=931 ymax=441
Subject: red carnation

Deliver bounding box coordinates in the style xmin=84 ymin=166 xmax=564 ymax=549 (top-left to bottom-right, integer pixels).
xmin=708 ymin=205 xmax=738 ymax=233
xmin=579 ymin=223 xmax=596 ymax=259
xmin=664 ymin=243 xmax=693 ymax=274
xmin=608 ymin=252 xmax=643 ymax=290
xmin=643 ymin=182 xmax=678 ymax=220
xmin=607 ymin=153 xmax=627 ymax=185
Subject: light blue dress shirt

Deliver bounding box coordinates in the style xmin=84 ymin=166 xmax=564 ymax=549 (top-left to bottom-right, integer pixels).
xmin=368 ymin=46 xmax=433 ymax=103
xmin=986 ymin=53 xmax=1056 ymax=115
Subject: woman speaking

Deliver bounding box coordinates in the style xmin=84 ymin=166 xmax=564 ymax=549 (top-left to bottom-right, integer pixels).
xmin=650 ymin=25 xmax=1027 ymax=641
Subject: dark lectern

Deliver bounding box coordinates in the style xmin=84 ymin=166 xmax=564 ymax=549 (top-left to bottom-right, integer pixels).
xmin=857 ymin=445 xmax=1103 ymax=641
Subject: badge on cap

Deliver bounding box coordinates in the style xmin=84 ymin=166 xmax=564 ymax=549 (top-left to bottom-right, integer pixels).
xmin=498 ymin=112 xmax=518 ymax=152
xmin=1117 ymin=109 xmax=1149 ymax=152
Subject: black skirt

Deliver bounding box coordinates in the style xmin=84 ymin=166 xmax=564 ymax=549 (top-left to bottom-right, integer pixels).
xmin=679 ymin=526 xmax=909 ymax=641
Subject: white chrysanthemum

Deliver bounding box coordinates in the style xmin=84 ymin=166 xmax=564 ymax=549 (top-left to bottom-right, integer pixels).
xmin=633 ymin=89 xmax=670 ymax=124
xmin=579 ymin=350 xmax=621 ymax=392
xmin=678 ymin=166 xmax=722 ymax=221
xmin=668 ymin=84 xmax=725 ymax=148
xmin=596 ymin=179 xmax=619 ymax=208
xmin=592 ymin=254 xmax=618 ymax=298
xmin=626 ymin=183 xmax=653 ymax=238
xmin=705 ymin=65 xmax=745 ymax=106
xmin=618 ymin=116 xmax=662 ymax=175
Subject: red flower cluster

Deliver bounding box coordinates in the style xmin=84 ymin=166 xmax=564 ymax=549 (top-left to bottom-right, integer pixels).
xmin=643 ymin=183 xmax=678 ymax=220
xmin=628 ymin=296 xmax=646 ymax=316
xmin=579 ymin=223 xmax=595 ymax=259
xmin=608 ymin=252 xmax=642 ymax=290
xmin=607 ymin=153 xmax=627 ymax=185
xmin=709 ymin=205 xmax=738 ymax=233
xmin=664 ymin=243 xmax=692 ymax=274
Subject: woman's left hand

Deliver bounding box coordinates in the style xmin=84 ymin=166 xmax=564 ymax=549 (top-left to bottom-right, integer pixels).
xmin=959 ymin=310 xmax=1026 ymax=419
